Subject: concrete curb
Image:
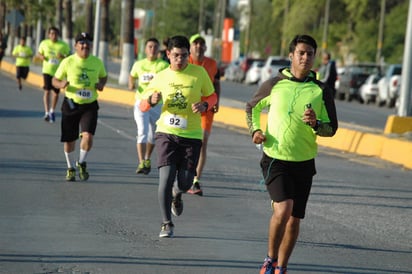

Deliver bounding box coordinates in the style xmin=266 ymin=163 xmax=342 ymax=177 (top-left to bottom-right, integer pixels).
xmin=1 ymin=60 xmax=411 ymax=170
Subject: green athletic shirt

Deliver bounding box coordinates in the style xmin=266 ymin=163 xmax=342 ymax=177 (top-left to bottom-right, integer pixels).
xmin=12 ymin=45 xmax=33 ymax=67
xmin=54 ymin=54 xmax=107 ymax=104
xmin=130 ymin=58 xmax=169 ymax=100
xmin=246 ymin=68 xmax=338 ymax=162
xmin=38 ymin=39 xmax=70 ymax=75
xmin=143 ymin=63 xmax=214 ymax=140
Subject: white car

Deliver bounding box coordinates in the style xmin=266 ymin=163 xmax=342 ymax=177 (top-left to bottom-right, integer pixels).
xmin=377 ymin=64 xmax=402 ymax=108
xmin=359 ymin=74 xmax=381 ymax=104
xmin=224 ymin=59 xmax=242 ymax=82
xmin=258 ymin=56 xmax=290 ymax=85
xmin=244 ymin=60 xmax=264 ymax=85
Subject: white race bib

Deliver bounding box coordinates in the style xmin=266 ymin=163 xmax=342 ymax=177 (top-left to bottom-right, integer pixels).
xmin=76 ymin=89 xmax=92 ymax=99
xmin=49 ymin=58 xmax=59 ymax=65
xmin=139 ymin=73 xmax=155 ymax=84
xmin=163 ymin=114 xmax=187 ymax=129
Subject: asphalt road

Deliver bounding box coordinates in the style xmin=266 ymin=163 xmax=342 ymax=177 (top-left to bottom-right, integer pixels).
xmin=0 ymin=71 xmax=411 ymax=274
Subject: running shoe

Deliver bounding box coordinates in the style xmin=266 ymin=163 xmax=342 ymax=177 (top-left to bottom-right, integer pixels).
xmin=143 ymin=159 xmax=151 ymax=175
xmin=159 ymin=222 xmax=174 ymax=238
xmin=76 ymin=161 xmax=89 ymax=181
xmin=49 ymin=112 xmax=55 ymax=123
xmin=171 ymin=192 xmax=183 ymax=217
xmin=274 ymin=267 xmax=287 ymax=274
xmin=260 ymin=257 xmax=277 ymax=274
xmin=66 ymin=168 xmax=76 ymax=182
xmin=44 ymin=113 xmax=50 ymax=122
xmin=187 ymin=181 xmax=203 ymax=196
xmin=136 ymin=162 xmax=145 ymax=174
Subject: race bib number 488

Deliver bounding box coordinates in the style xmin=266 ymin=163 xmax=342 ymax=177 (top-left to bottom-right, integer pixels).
xmin=76 ymin=89 xmax=92 ymax=99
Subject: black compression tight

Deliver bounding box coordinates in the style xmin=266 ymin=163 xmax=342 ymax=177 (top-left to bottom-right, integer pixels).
xmin=158 ymin=165 xmax=195 ymax=223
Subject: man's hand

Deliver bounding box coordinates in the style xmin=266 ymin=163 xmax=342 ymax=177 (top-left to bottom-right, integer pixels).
xmin=95 ymin=82 xmax=105 ymax=91
xmin=303 ymin=108 xmax=317 ymax=127
xmin=192 ymin=101 xmax=208 ymax=113
xmin=252 ymin=130 xmax=266 ymax=144
xmin=150 ymin=92 xmax=162 ymax=105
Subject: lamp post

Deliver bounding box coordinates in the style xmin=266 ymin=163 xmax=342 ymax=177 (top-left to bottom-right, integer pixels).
xmin=322 ymin=0 xmax=330 ymax=53
xmin=376 ymin=0 xmax=385 ymax=65
xmin=397 ymin=0 xmax=412 ymax=116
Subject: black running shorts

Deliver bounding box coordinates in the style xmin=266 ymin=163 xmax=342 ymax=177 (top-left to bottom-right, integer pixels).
xmin=260 ymin=153 xmax=316 ymax=219
xmin=43 ymin=73 xmax=60 ymax=93
xmin=60 ymin=98 xmax=99 ymax=142
xmin=155 ymin=133 xmax=202 ymax=172
xmin=16 ymin=66 xmax=29 ymax=79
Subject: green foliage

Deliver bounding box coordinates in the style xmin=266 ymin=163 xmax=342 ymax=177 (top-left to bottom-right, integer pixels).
xmin=1 ymin=0 xmax=408 ymax=64
xmin=148 ymin=0 xmax=216 ymax=41
xmin=382 ymin=0 xmax=408 ymax=63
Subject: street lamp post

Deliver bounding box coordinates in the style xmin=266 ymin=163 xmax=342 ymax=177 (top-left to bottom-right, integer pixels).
xmin=322 ymin=0 xmax=330 ymax=53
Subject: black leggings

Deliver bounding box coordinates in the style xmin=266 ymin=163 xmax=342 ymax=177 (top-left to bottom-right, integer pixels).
xmin=158 ymin=165 xmax=195 ymax=223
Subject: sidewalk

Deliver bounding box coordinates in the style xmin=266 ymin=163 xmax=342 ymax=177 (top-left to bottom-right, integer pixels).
xmin=1 ymin=56 xmax=412 ymax=170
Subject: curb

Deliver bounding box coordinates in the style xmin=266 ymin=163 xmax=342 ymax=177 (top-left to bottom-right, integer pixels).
xmin=1 ymin=59 xmax=412 ymax=170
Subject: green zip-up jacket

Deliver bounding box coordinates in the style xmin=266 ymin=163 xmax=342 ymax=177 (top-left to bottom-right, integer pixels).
xmin=246 ymin=68 xmax=338 ymax=162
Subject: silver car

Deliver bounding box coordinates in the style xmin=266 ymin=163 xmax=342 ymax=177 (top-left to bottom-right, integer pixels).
xmin=244 ymin=60 xmax=265 ymax=85
xmin=359 ymin=74 xmax=381 ymax=104
xmin=259 ymin=56 xmax=290 ymax=85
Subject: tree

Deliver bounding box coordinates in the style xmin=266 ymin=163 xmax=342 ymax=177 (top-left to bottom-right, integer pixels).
xmin=118 ymin=0 xmax=134 ymax=85
xmin=98 ymin=0 xmax=110 ymax=65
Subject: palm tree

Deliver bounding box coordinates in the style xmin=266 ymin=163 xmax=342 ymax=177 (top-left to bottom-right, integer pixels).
xmin=98 ymin=0 xmax=110 ymax=65
xmin=63 ymin=0 xmax=73 ymax=50
xmin=118 ymin=0 xmax=134 ymax=85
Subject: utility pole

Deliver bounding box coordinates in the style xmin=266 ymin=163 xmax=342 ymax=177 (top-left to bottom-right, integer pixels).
xmin=280 ymin=0 xmax=289 ymax=57
xmin=198 ymin=0 xmax=204 ymax=33
xmin=322 ymin=0 xmax=330 ymax=53
xmin=93 ymin=0 xmax=101 ymax=57
xmin=397 ymin=0 xmax=412 ymax=116
xmin=376 ymin=0 xmax=386 ymax=65
xmin=244 ymin=0 xmax=251 ymax=56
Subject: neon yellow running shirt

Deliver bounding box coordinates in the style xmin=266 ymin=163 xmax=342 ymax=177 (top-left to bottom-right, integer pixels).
xmin=54 ymin=54 xmax=107 ymax=104
xmin=130 ymin=58 xmax=169 ymax=100
xmin=12 ymin=45 xmax=33 ymax=67
xmin=38 ymin=39 xmax=70 ymax=75
xmin=143 ymin=64 xmax=214 ymax=140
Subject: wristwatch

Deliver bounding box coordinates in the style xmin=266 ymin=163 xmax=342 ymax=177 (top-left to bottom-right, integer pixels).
xmin=202 ymin=101 xmax=209 ymax=111
xmin=313 ymin=120 xmax=321 ymax=131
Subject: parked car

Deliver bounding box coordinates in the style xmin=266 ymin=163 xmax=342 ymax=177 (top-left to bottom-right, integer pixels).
xmin=359 ymin=74 xmax=381 ymax=104
xmin=224 ymin=59 xmax=242 ymax=82
xmin=244 ymin=60 xmax=265 ymax=85
xmin=376 ymin=64 xmax=402 ymax=108
xmin=259 ymin=56 xmax=290 ymax=84
xmin=336 ymin=63 xmax=381 ymax=101
xmin=237 ymin=57 xmax=265 ymax=82
xmin=335 ymin=67 xmax=345 ymax=91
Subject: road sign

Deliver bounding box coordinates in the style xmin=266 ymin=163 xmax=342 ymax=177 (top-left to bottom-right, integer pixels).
xmin=5 ymin=9 xmax=25 ymax=27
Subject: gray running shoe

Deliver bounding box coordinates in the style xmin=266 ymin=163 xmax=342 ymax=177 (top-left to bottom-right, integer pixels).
xmin=171 ymin=192 xmax=183 ymax=217
xmin=159 ymin=222 xmax=174 ymax=238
